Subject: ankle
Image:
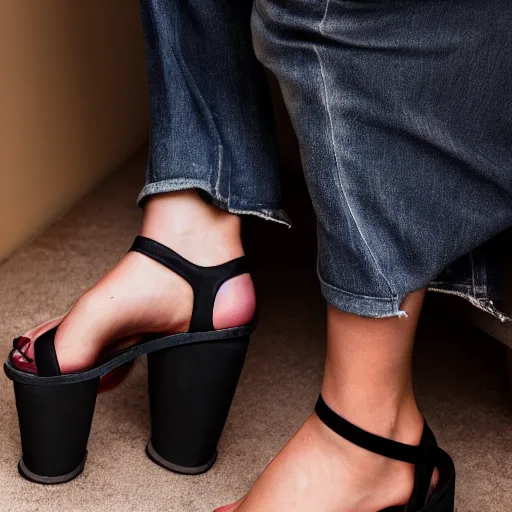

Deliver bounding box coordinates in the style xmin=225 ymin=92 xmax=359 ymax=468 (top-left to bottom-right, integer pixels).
xmin=309 ymin=395 xmax=423 ymax=510
xmin=141 ymin=191 xmax=255 ymax=328
xmin=141 ymin=190 xmax=243 ymax=265
xmin=319 ymin=388 xmax=424 ymax=446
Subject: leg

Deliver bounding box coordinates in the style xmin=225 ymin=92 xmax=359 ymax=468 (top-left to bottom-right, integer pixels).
xmin=216 ymin=0 xmax=512 ymax=509
xmin=322 ymin=293 xmax=426 ymax=453
xmin=138 ymin=0 xmax=286 ymax=222
xmin=16 ymin=191 xmax=255 ymax=372
xmin=9 ymin=1 xmax=292 ymax=482
xmin=222 ymin=291 xmax=429 ymax=512
xmin=13 ymin=0 xmax=288 ymax=373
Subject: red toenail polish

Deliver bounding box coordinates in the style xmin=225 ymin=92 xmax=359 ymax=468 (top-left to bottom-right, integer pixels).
xmin=18 ymin=337 xmax=30 ymax=350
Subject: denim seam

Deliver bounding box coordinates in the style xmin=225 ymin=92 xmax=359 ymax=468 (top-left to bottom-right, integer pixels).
xmin=316 ymin=5 xmax=399 ymax=312
xmin=428 ymin=282 xmax=472 ymax=295
xmin=229 ymin=208 xmax=291 ymax=226
xmin=216 ymin=146 xmax=224 ymax=198
xmin=228 ymin=195 xmax=283 ymax=208
xmin=319 ymin=274 xmax=397 ymax=303
xmin=137 ymin=179 xmax=215 ymax=204
xmin=320 ymin=275 xmax=406 ymax=319
xmin=469 ymin=250 xmax=477 ymax=297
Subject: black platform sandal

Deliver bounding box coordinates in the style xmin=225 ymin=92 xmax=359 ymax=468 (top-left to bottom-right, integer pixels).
xmin=315 ymin=395 xmax=455 ymax=512
xmin=4 ymin=235 xmax=255 ymax=484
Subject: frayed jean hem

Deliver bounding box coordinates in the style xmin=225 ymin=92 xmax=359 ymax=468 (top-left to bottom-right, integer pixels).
xmin=319 ymin=275 xmax=408 ymax=319
xmin=138 ymin=179 xmax=291 ymax=227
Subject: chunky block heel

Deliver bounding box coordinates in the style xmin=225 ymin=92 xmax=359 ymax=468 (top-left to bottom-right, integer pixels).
xmin=147 ymin=335 xmax=250 ymax=474
xmin=14 ymin=378 xmax=99 ymax=484
xmin=5 ymin=236 xmax=255 ymax=483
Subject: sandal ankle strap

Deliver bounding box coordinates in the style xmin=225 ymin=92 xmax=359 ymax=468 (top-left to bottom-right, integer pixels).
xmin=130 ymin=236 xmax=250 ymax=332
xmin=316 ymin=394 xmax=427 ymax=464
xmin=315 ymin=395 xmax=438 ymax=511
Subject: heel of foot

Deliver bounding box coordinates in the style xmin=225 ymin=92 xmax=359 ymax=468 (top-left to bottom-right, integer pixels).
xmin=213 ymin=274 xmax=256 ymax=330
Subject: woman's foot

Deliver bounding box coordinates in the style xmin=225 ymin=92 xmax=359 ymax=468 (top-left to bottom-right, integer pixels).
xmin=12 ymin=191 xmax=256 ymax=374
xmin=217 ymin=404 xmax=435 ymax=512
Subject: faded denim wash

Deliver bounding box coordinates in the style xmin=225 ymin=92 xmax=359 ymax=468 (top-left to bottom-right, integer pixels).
xmin=138 ymin=0 xmax=289 ymax=226
xmin=139 ymin=0 xmax=512 ymax=320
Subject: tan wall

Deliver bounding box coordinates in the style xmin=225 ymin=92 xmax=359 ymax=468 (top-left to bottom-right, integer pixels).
xmin=0 ymin=1 xmax=149 ymax=261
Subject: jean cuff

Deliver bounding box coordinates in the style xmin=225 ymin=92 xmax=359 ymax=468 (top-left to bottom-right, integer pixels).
xmin=319 ymin=274 xmax=407 ymax=319
xmin=138 ymin=179 xmax=292 ymax=227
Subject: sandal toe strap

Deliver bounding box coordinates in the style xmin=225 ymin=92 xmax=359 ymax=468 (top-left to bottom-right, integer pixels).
xmin=34 ymin=326 xmax=61 ymax=377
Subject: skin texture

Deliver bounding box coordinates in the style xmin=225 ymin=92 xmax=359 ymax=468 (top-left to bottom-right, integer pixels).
xmin=13 ymin=191 xmax=256 ymax=374
xmin=14 ymin=192 xmax=434 ymax=510
xmin=217 ymin=291 xmax=439 ymax=512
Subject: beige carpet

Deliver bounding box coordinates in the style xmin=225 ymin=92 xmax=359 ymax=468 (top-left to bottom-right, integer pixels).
xmin=1 ymin=149 xmax=512 ymax=512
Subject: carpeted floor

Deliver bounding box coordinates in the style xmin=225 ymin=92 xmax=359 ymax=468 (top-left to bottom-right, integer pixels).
xmin=1 ymin=149 xmax=512 ymax=512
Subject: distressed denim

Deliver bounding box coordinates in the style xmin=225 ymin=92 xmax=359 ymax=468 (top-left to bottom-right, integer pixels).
xmin=138 ymin=0 xmax=289 ymax=226
xmin=140 ymin=0 xmax=512 ymax=319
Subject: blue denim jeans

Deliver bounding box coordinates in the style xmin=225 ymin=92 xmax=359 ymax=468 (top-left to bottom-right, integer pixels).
xmin=139 ymin=0 xmax=512 ymax=320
